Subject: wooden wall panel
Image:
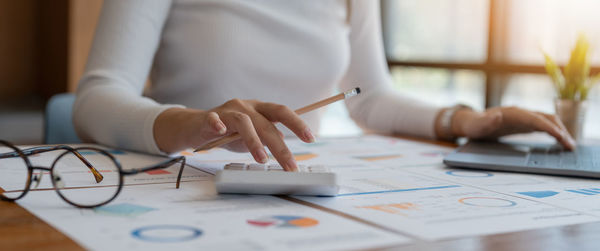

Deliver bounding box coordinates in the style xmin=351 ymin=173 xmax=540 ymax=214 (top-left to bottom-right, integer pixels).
xmin=68 ymin=0 xmax=103 ymax=92
xmin=0 ymin=1 xmax=37 ymax=101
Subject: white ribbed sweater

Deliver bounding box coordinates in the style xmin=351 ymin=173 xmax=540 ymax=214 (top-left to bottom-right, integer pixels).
xmin=74 ymin=0 xmax=441 ymax=154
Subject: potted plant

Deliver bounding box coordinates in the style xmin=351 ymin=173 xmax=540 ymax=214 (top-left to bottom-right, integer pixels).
xmin=544 ymin=34 xmax=600 ymax=141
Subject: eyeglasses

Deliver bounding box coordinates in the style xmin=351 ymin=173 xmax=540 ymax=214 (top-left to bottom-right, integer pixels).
xmin=0 ymin=140 xmax=186 ymax=208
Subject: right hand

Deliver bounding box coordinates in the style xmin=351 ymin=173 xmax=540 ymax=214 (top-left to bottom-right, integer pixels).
xmin=154 ymin=99 xmax=315 ymax=171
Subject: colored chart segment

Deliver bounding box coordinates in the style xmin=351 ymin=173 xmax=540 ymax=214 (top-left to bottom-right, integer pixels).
xmin=269 ymin=152 xmax=318 ymax=161
xmin=247 ymin=215 xmax=319 ymax=228
xmin=446 ymin=170 xmax=493 ymax=178
xmin=145 ymin=169 xmax=171 ymax=175
xmin=293 ymin=152 xmax=318 ymax=161
xmin=94 ymin=203 xmax=156 ymax=217
xmin=131 ymin=225 xmax=202 ymax=242
xmin=356 ymin=202 xmax=419 ymax=216
xmin=517 ymin=191 xmax=559 ymax=198
xmin=566 ymin=188 xmax=600 ymax=195
xmin=354 ymin=154 xmax=402 ymax=162
xmin=420 ymin=151 xmax=448 ymax=157
xmin=459 ymin=197 xmax=517 ymax=207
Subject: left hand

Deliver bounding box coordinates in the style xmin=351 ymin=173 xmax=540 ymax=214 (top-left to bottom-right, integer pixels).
xmin=451 ymin=106 xmax=576 ymax=150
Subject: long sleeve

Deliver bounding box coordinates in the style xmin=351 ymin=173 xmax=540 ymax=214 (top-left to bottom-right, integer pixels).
xmin=340 ymin=0 xmax=442 ymax=139
xmin=73 ymin=0 xmax=182 ymax=154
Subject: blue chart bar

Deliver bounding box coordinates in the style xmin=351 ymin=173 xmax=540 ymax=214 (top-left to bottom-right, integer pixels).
xmin=517 ymin=191 xmax=559 ymax=198
xmin=337 ymin=185 xmax=461 ymax=196
xmin=566 ymin=188 xmax=600 ymax=195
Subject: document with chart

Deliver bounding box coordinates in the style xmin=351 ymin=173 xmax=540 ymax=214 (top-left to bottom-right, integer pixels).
xmin=16 ymin=181 xmax=408 ymax=251
xmin=13 ymin=135 xmax=600 ymax=248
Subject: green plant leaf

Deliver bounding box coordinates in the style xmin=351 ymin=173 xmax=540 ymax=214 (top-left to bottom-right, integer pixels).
xmin=543 ymin=53 xmax=565 ymax=98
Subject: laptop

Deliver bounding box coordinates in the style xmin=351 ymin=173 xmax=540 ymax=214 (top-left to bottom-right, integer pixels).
xmin=443 ymin=140 xmax=600 ymax=178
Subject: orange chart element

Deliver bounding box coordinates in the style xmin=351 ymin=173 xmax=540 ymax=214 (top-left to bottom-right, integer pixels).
xmin=180 ymin=150 xmax=209 ymax=156
xmin=354 ymin=154 xmax=403 ymax=162
xmin=292 ymin=152 xmax=318 ymax=161
xmin=356 ymin=202 xmax=419 ymax=215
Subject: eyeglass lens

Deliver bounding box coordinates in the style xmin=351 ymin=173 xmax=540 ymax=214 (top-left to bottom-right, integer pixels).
xmin=0 ymin=143 xmax=30 ymax=200
xmin=52 ymin=149 xmax=121 ymax=207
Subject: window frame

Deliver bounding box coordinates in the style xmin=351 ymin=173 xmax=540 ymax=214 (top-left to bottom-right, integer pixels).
xmin=382 ymin=0 xmax=600 ymax=108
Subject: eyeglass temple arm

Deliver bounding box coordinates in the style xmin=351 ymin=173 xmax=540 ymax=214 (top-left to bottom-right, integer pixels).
xmin=121 ymin=157 xmax=186 ymax=189
xmin=0 ymin=146 xmax=104 ymax=183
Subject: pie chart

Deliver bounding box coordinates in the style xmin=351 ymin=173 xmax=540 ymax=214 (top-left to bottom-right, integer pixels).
xmin=458 ymin=197 xmax=517 ymax=207
xmin=247 ymin=215 xmax=319 ymax=228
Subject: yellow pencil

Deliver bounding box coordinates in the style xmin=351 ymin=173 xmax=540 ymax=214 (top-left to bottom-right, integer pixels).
xmin=193 ymin=87 xmax=361 ymax=152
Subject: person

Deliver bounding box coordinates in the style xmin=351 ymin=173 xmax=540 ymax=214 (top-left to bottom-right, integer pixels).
xmin=74 ymin=0 xmax=575 ymax=171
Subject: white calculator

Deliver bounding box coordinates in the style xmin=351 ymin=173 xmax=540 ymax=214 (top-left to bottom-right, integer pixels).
xmin=215 ymin=163 xmax=339 ymax=196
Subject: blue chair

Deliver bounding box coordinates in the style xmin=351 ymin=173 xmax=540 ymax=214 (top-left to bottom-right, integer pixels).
xmin=44 ymin=93 xmax=82 ymax=144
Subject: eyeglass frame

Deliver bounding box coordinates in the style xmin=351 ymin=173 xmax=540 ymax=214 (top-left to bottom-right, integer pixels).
xmin=0 ymin=140 xmax=186 ymax=208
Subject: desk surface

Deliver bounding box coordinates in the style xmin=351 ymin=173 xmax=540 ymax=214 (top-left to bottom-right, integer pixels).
xmin=2 ymin=135 xmax=600 ymax=251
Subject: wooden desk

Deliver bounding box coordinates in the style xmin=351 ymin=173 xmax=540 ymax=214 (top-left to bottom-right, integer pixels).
xmin=2 ymin=136 xmax=600 ymax=251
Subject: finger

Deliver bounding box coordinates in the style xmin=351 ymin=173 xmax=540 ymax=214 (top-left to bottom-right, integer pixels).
xmin=528 ymin=113 xmax=576 ymax=150
xmin=221 ymin=112 xmax=269 ymax=163
xmin=251 ymin=115 xmax=298 ymax=171
xmin=206 ymin=112 xmax=227 ymax=135
xmin=535 ymin=112 xmax=565 ymax=131
xmin=538 ymin=113 xmax=576 ymax=150
xmin=255 ymin=103 xmax=314 ymax=143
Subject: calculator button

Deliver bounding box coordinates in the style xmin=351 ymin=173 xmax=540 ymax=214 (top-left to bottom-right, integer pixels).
xmin=297 ymin=165 xmax=309 ymax=172
xmin=248 ymin=164 xmax=267 ymax=170
xmin=225 ymin=163 xmax=246 ymax=170
xmin=268 ymin=164 xmax=283 ymax=170
xmin=307 ymin=165 xmax=328 ymax=173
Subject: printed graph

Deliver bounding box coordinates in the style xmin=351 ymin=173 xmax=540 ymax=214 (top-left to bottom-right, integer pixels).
xmin=145 ymin=169 xmax=172 ymax=175
xmin=354 ymin=154 xmax=403 ymax=162
xmin=131 ymin=225 xmax=202 ymax=242
xmin=94 ymin=203 xmax=156 ymax=217
xmin=420 ymin=151 xmax=448 ymax=157
xmin=293 ymin=152 xmax=318 ymax=161
xmin=356 ymin=202 xmax=419 ymax=215
xmin=458 ymin=197 xmax=517 ymax=207
xmin=446 ymin=170 xmax=494 ymax=178
xmin=517 ymin=191 xmax=559 ymax=198
xmin=247 ymin=215 xmax=319 ymax=228
xmin=565 ymin=188 xmax=600 ymax=195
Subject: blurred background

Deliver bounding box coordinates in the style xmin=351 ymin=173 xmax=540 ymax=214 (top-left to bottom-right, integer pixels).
xmin=1 ymin=0 xmax=599 ymax=145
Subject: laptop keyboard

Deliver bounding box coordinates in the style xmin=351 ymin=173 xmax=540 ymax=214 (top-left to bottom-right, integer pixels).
xmin=527 ymin=145 xmax=600 ymax=170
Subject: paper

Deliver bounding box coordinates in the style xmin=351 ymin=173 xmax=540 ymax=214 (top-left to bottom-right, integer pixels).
xmin=0 ymin=145 xmax=211 ymax=192
xmin=15 ymin=181 xmax=410 ymax=251
xmin=8 ymin=135 xmax=600 ymax=247
xmin=182 ymin=135 xmax=600 ymax=240
xmin=406 ymin=164 xmax=600 ymax=217
xmin=183 ymin=135 xmax=451 ymax=174
xmin=298 ymin=175 xmax=598 ymax=240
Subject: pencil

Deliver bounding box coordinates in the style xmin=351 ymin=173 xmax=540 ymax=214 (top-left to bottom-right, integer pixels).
xmin=193 ymin=87 xmax=361 ymax=152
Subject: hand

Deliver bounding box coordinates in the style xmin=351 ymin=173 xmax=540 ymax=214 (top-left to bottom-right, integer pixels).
xmin=451 ymin=106 xmax=576 ymax=150
xmin=154 ymin=99 xmax=315 ymax=171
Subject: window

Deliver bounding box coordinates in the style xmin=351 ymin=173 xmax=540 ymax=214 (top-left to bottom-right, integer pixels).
xmin=383 ymin=0 xmax=600 ymax=139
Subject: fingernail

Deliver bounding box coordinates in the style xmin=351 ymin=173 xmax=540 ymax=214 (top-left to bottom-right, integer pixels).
xmin=303 ymin=127 xmax=315 ymax=143
xmin=285 ymin=158 xmax=298 ymax=172
xmin=216 ymin=122 xmax=227 ymax=135
xmin=257 ymin=149 xmax=269 ymax=163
